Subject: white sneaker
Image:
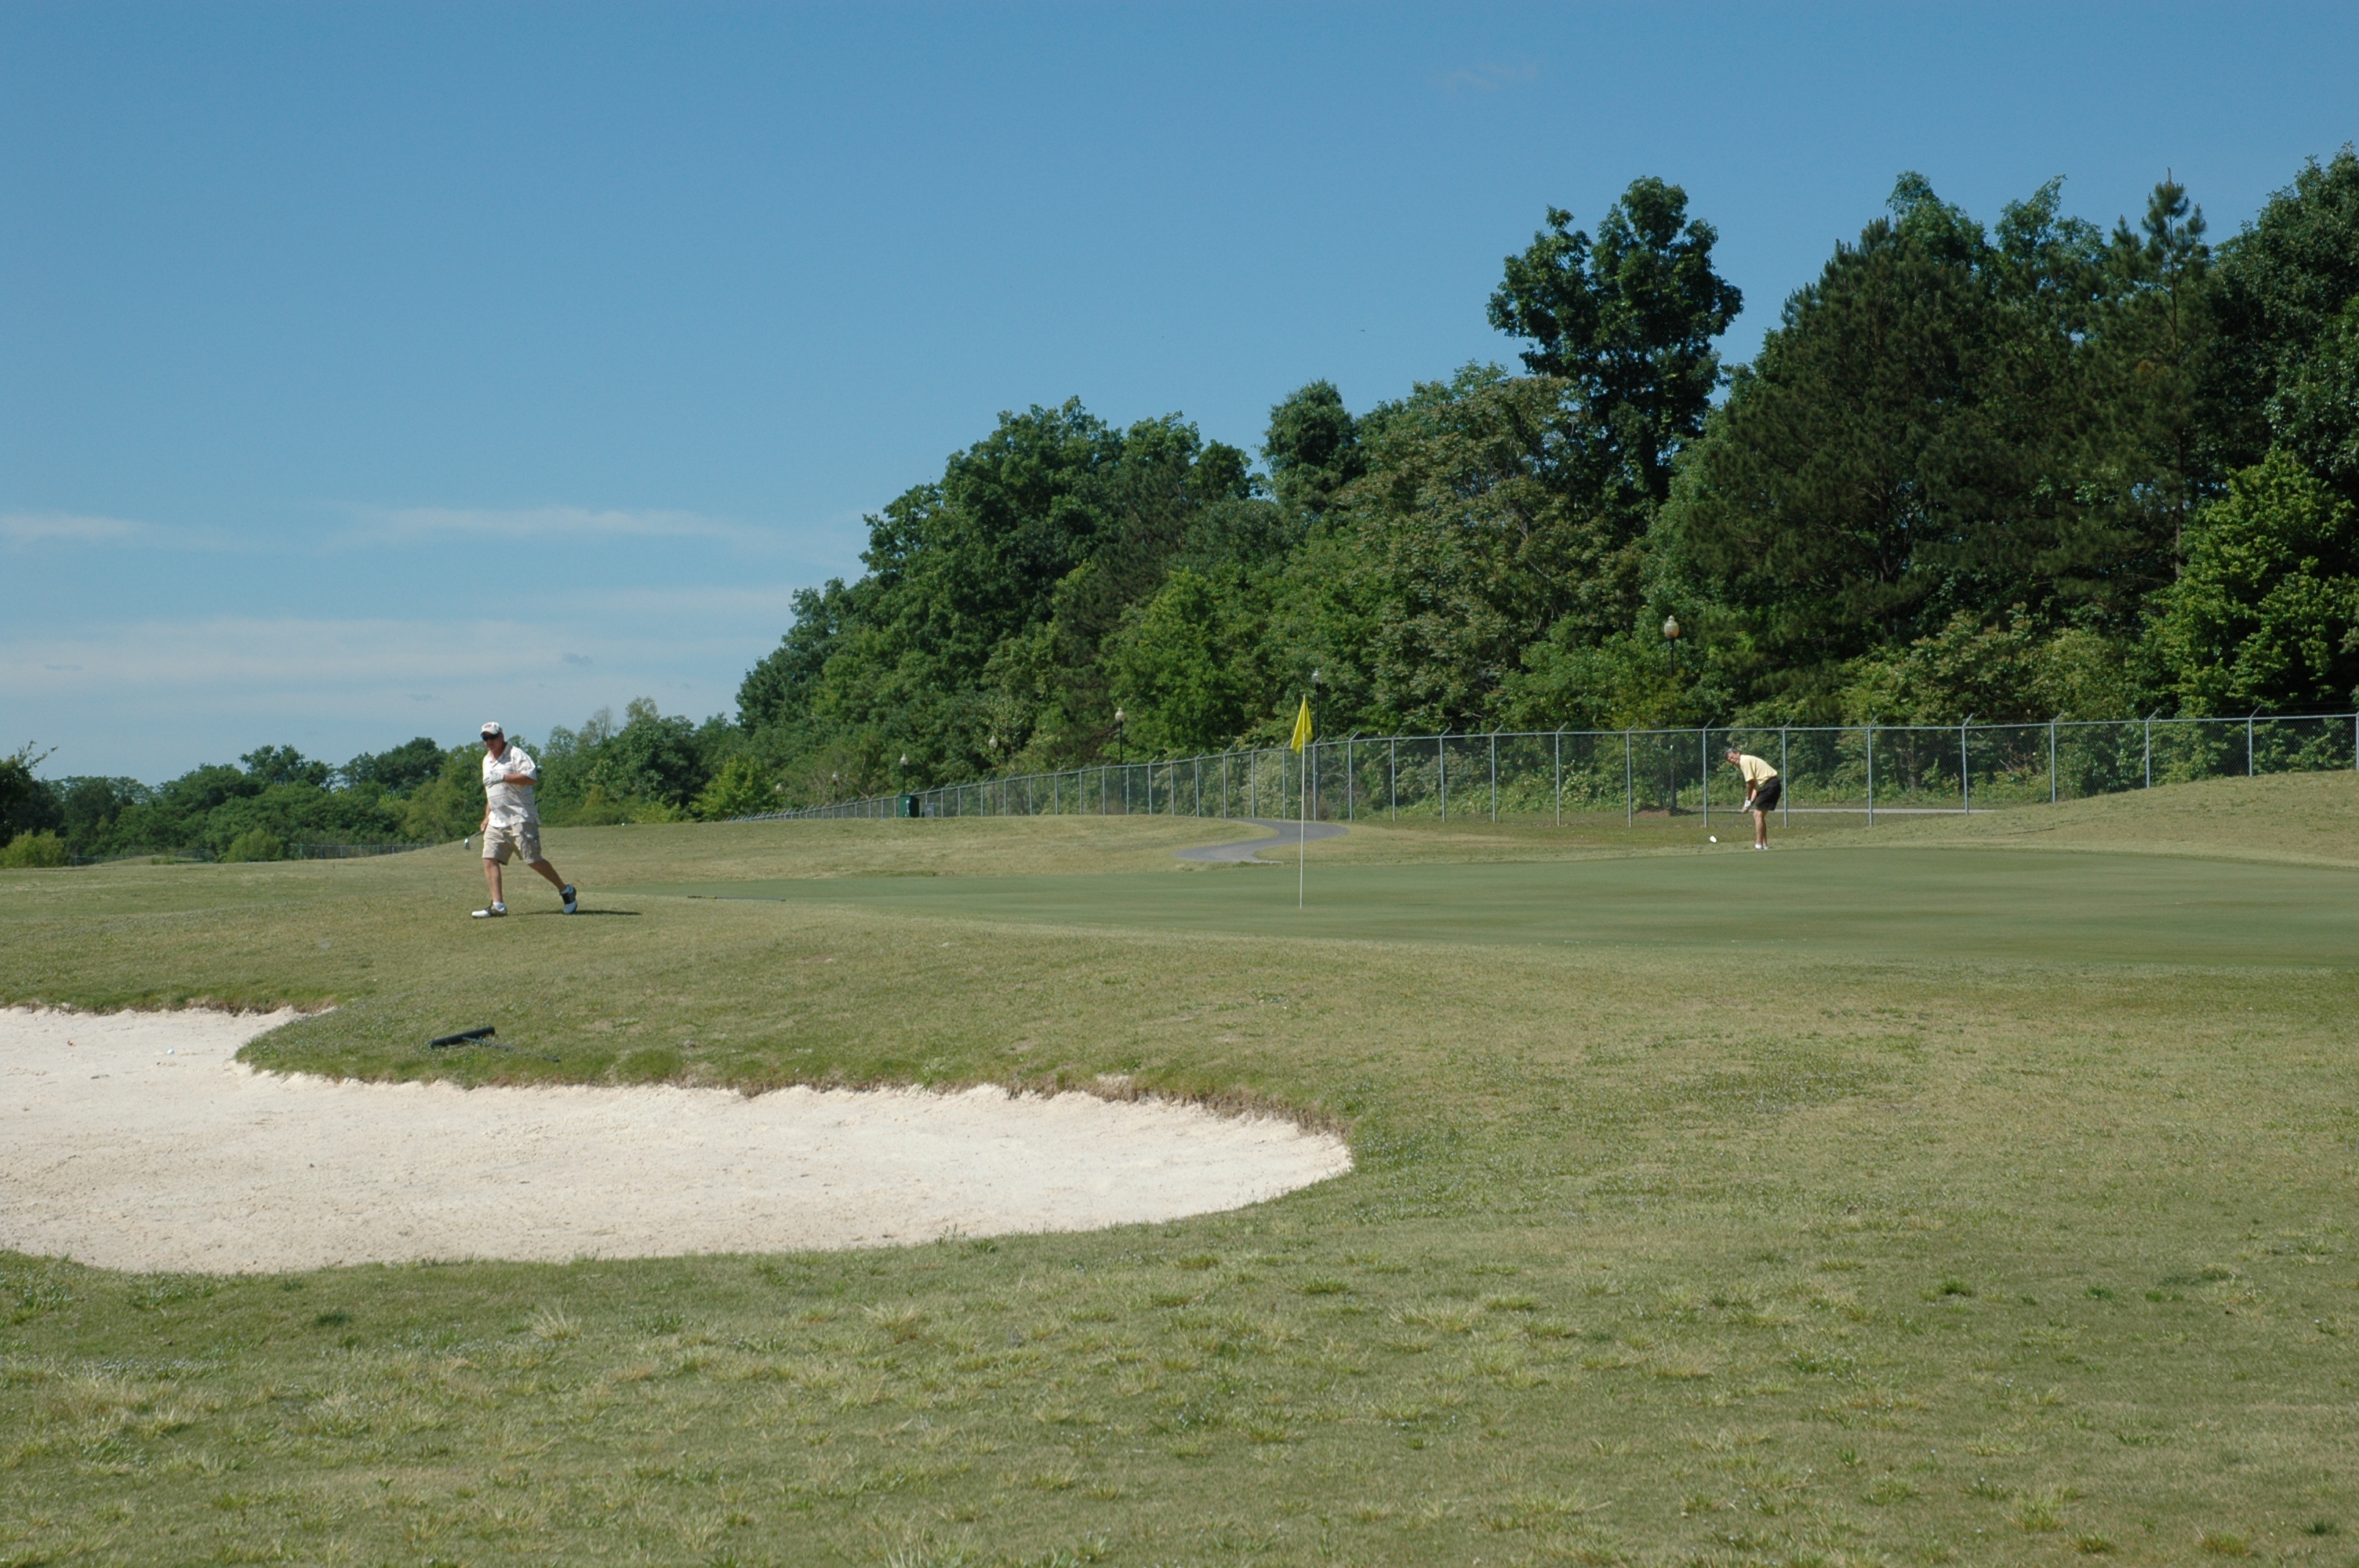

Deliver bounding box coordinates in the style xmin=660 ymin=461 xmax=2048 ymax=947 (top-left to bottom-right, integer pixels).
xmin=472 ymin=902 xmax=507 ymax=918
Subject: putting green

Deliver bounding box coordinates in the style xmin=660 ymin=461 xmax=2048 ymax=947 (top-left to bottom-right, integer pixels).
xmin=631 ymin=843 xmax=2359 ymax=968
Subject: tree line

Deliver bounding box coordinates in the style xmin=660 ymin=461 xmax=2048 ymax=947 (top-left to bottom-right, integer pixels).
xmin=0 ymin=702 xmax=765 ymax=864
xmin=5 ymin=148 xmax=2354 ymax=853
xmin=737 ymin=151 xmax=2359 ymax=804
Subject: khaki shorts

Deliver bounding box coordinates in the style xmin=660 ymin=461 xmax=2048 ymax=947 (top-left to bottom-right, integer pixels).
xmin=482 ymin=820 xmax=543 ymax=866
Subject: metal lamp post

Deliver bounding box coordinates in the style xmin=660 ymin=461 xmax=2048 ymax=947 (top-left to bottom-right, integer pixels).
xmin=1663 ymin=615 xmax=1681 ymax=677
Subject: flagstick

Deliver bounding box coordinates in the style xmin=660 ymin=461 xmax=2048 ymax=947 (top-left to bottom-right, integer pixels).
xmin=1292 ymin=681 xmax=1316 ymax=909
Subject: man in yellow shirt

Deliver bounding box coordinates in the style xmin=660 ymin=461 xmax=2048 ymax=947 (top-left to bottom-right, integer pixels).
xmin=1725 ymin=749 xmax=1782 ymax=850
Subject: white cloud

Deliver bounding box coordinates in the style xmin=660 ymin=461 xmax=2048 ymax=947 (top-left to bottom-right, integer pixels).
xmin=0 ymin=512 xmax=227 ymax=550
xmin=337 ymin=504 xmax=783 ymax=550
xmin=572 ymin=582 xmax=813 ymax=619
xmin=0 ymin=610 xmax=788 ymax=777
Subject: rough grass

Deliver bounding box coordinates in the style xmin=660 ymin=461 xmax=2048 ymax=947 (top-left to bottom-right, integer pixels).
xmin=1869 ymin=768 xmax=2359 ymax=867
xmin=4 ymin=778 xmax=2358 ymax=1563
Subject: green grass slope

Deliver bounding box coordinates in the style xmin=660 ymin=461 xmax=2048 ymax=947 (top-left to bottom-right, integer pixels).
xmin=3 ymin=779 xmax=2357 ymax=1563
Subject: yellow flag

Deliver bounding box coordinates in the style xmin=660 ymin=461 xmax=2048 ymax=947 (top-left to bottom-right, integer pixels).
xmin=1289 ymin=694 xmax=1313 ymax=753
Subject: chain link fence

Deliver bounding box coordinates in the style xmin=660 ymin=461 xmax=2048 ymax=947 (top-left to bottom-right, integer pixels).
xmin=743 ymin=713 xmax=2359 ymax=826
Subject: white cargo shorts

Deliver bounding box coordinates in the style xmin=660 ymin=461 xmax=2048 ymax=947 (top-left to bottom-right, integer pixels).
xmin=482 ymin=819 xmax=544 ymax=866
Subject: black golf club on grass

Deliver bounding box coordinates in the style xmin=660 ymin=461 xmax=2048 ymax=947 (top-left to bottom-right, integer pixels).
xmin=426 ymin=1025 xmax=560 ymax=1064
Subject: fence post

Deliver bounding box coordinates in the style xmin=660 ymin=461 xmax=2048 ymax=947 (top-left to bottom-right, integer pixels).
xmin=2247 ymin=714 xmax=2255 ymax=777
xmin=2145 ymin=717 xmax=2152 ymax=789
xmin=1490 ymin=732 xmax=1498 ymax=823
xmin=1780 ymin=726 xmax=1789 ymax=827
xmin=1867 ymin=724 xmax=1876 ymax=826
xmin=1701 ymin=727 xmax=1709 ymax=829
xmin=1346 ymin=738 xmax=1354 ymax=821
xmin=1554 ymin=730 xmax=1562 ymax=825
xmin=1439 ymin=734 xmax=1448 ymax=822
xmin=1390 ymin=738 xmax=1397 ymax=820
xmin=1960 ymin=720 xmax=1969 ymax=814
xmin=2048 ymin=720 xmax=2058 ymax=805
xmin=1625 ymin=730 xmax=1634 ymax=826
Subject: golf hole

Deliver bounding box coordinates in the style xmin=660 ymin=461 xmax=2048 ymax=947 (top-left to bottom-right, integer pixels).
xmin=2 ymin=1007 xmax=1351 ymax=1273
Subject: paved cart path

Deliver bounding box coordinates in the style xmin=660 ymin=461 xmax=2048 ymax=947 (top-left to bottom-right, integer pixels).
xmin=1174 ymin=818 xmax=1350 ymax=862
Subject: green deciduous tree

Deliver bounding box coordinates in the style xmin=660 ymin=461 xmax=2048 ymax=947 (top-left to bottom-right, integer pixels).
xmin=694 ymin=754 xmax=777 ymax=820
xmin=2210 ymin=147 xmax=2359 ymax=499
xmin=1488 ymin=177 xmax=1743 ymax=503
xmin=1263 ymin=381 xmax=1365 ymax=519
xmin=739 ymin=401 xmax=1270 ymax=789
xmin=239 ymin=746 xmax=331 ymax=790
xmin=2149 ymin=449 xmax=2359 ymax=715
xmin=1104 ymin=568 xmax=1264 ymax=757
xmin=340 ymin=737 xmax=447 ymax=796
xmin=220 ymin=829 xmax=285 ymax=863
xmin=0 ymin=830 xmax=67 ymax=868
xmin=1327 ymin=368 xmax=1648 ymax=731
xmin=0 ymin=743 xmax=60 ymax=848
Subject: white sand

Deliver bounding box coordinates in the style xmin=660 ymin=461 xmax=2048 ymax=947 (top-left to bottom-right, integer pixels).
xmin=0 ymin=1007 xmax=1350 ymax=1273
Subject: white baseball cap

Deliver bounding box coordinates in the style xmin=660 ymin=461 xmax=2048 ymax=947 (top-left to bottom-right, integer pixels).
xmin=479 ymin=720 xmax=504 ymax=739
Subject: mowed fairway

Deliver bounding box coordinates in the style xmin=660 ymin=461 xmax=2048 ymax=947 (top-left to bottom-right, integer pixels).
xmin=638 ymin=846 xmax=2359 ymax=967
xmin=5 ymin=775 xmax=2359 ymax=1566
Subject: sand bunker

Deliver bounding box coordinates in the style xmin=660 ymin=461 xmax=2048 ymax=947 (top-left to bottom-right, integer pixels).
xmin=1 ymin=1008 xmax=1350 ymax=1273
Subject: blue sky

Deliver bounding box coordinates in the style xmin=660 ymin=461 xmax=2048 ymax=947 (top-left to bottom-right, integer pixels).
xmin=5 ymin=2 xmax=2355 ymax=780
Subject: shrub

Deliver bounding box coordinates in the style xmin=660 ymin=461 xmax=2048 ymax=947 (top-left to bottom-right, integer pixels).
xmin=556 ymin=785 xmax=683 ymax=826
xmin=221 ymin=829 xmax=285 ymax=863
xmin=694 ymin=754 xmax=776 ymax=820
xmin=0 ymin=830 xmax=68 ymax=869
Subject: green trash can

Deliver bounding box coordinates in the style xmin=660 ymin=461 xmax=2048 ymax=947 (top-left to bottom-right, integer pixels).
xmin=899 ymin=793 xmax=920 ymax=818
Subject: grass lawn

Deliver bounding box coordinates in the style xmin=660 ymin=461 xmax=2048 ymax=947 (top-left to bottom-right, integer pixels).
xmin=5 ymin=775 xmax=2359 ymax=1565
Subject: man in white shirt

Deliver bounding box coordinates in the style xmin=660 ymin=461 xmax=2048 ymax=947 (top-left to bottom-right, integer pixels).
xmin=1724 ymin=748 xmax=1783 ymax=850
xmin=473 ymin=721 xmax=577 ymax=917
